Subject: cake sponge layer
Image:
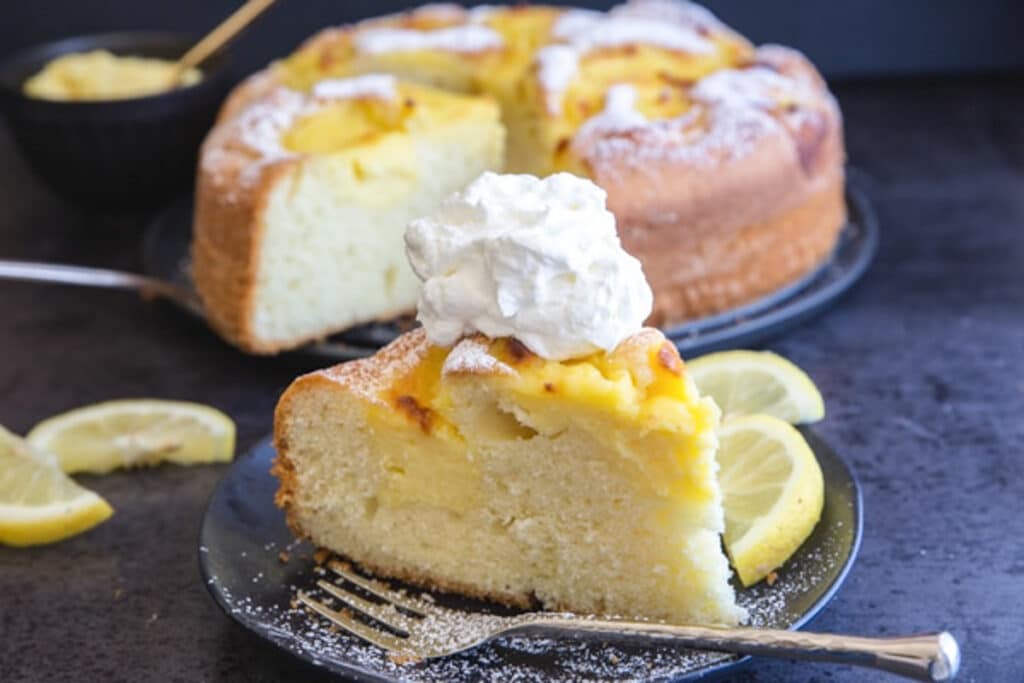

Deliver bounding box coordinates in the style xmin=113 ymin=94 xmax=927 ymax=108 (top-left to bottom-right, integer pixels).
xmin=274 ymin=328 xmax=745 ymax=625
xmin=193 ymin=83 xmax=504 ymax=354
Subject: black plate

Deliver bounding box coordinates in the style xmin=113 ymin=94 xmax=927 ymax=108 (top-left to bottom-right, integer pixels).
xmin=145 ymin=173 xmax=877 ymax=360
xmin=199 ymin=432 xmax=862 ymax=682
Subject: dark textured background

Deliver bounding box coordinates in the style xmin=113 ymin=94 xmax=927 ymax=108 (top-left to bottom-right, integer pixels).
xmin=2 ymin=1 xmax=1024 ymax=681
xmin=2 ymin=0 xmax=1024 ymax=80
xmin=1 ymin=76 xmax=1023 ymax=681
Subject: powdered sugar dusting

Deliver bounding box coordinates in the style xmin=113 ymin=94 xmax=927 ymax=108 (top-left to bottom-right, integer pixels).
xmin=319 ymin=328 xmax=432 ymax=407
xmin=536 ymin=1 xmax=718 ymax=113
xmin=569 ymin=17 xmax=714 ymax=55
xmin=312 ymin=74 xmax=398 ymax=101
xmin=610 ymin=0 xmax=730 ymax=35
xmin=536 ymin=45 xmax=579 ymax=114
xmin=574 ymin=46 xmax=836 ymax=181
xmin=581 ymin=104 xmax=778 ymax=181
xmin=551 ymin=9 xmax=603 ymax=40
xmin=573 ymin=84 xmax=649 ymax=145
xmin=692 ymin=66 xmax=815 ymax=110
xmin=202 ymin=74 xmax=401 ymax=191
xmin=355 ymin=25 xmax=504 ymax=55
xmin=442 ymin=337 xmax=515 ymax=377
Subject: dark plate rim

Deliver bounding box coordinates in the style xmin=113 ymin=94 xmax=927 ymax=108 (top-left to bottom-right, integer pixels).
xmin=198 ymin=431 xmax=863 ymax=682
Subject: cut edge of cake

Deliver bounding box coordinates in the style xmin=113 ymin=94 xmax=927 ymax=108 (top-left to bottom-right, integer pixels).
xmin=273 ymin=328 xmax=748 ymax=626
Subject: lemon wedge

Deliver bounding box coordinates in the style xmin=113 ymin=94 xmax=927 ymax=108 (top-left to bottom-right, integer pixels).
xmin=26 ymin=400 xmax=235 ymax=475
xmin=688 ymin=350 xmax=825 ymax=424
xmin=716 ymin=414 xmax=824 ymax=586
xmin=0 ymin=425 xmax=113 ymax=546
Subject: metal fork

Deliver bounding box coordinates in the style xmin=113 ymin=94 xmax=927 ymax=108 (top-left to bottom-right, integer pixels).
xmin=297 ymin=561 xmax=960 ymax=682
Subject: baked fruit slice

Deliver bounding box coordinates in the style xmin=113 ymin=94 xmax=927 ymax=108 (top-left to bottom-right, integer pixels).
xmin=274 ymin=327 xmax=746 ymax=625
xmin=192 ymin=75 xmax=504 ymax=353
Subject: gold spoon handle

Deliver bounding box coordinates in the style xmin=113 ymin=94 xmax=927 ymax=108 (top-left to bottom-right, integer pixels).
xmin=172 ymin=0 xmax=277 ymax=81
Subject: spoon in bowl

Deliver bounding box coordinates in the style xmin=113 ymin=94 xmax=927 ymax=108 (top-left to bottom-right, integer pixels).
xmin=169 ymin=0 xmax=278 ymax=86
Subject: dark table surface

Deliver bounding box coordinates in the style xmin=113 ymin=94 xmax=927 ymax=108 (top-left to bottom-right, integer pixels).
xmin=1 ymin=76 xmax=1022 ymax=683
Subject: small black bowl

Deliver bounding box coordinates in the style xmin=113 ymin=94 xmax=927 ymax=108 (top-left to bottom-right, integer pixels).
xmin=0 ymin=32 xmax=231 ymax=211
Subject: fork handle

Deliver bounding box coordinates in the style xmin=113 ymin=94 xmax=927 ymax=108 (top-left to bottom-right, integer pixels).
xmin=525 ymin=619 xmax=959 ymax=682
xmin=0 ymin=259 xmax=202 ymax=314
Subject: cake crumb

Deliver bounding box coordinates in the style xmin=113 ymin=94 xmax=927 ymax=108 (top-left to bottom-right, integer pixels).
xmin=314 ymin=548 xmax=332 ymax=566
xmin=395 ymin=394 xmax=434 ymax=434
xmin=279 ymin=551 xmax=291 ymax=564
xmin=657 ymin=342 xmax=683 ymax=375
xmin=766 ymin=571 xmax=778 ymax=586
xmin=505 ymin=338 xmax=534 ymax=363
xmin=388 ymin=652 xmax=422 ymax=666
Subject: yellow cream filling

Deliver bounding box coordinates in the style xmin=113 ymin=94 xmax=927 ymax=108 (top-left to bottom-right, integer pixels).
xmin=282 ymin=82 xmax=498 ymax=154
xmin=366 ymin=336 xmax=719 ymax=515
xmin=273 ymin=6 xmax=756 ymax=176
xmin=23 ymin=50 xmax=201 ymax=101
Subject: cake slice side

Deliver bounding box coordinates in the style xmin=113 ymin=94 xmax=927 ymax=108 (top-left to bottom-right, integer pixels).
xmin=194 ymin=83 xmax=504 ymax=354
xmin=274 ymin=329 xmax=745 ymax=625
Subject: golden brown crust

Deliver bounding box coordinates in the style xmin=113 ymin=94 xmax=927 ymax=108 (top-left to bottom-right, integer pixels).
xmin=582 ymin=47 xmax=847 ymax=325
xmin=272 ymin=330 xmax=433 ymax=521
xmin=192 ymin=153 xmax=293 ymax=354
xmin=194 ymin=86 xmax=422 ymax=354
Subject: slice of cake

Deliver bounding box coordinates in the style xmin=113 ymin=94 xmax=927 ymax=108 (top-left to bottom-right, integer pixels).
xmin=192 ymin=75 xmax=504 ymax=353
xmin=273 ymin=173 xmax=746 ymax=625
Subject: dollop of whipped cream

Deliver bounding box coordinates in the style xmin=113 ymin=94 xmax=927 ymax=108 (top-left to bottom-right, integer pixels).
xmin=405 ymin=172 xmax=653 ymax=361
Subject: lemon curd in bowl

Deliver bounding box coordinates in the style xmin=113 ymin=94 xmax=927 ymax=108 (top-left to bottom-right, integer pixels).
xmin=22 ymin=49 xmax=202 ymax=102
xmin=0 ymin=32 xmax=230 ymax=209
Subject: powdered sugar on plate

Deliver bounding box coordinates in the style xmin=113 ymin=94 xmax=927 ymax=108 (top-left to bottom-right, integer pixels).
xmin=209 ymin=539 xmax=843 ymax=683
xmin=201 ymin=431 xmax=858 ymax=682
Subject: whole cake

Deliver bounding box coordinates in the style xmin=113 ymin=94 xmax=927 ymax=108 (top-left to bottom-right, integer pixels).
xmin=196 ymin=0 xmax=845 ymax=353
xmin=274 ymin=173 xmax=745 ymax=624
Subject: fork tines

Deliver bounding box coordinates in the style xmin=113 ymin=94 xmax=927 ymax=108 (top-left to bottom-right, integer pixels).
xmin=297 ymin=560 xmax=432 ymax=655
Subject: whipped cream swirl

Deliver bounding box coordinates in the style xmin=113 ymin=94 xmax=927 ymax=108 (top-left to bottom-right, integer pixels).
xmin=405 ymin=172 xmax=653 ymax=360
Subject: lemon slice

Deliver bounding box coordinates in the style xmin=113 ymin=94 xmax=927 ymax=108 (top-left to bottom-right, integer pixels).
xmin=717 ymin=414 xmax=824 ymax=586
xmin=26 ymin=400 xmax=235 ymax=474
xmin=688 ymin=350 xmax=825 ymax=424
xmin=0 ymin=426 xmax=113 ymax=546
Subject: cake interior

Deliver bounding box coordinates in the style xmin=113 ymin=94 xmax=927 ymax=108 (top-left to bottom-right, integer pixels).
xmin=275 ymin=332 xmax=746 ymax=625
xmin=248 ymin=84 xmax=503 ymax=346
